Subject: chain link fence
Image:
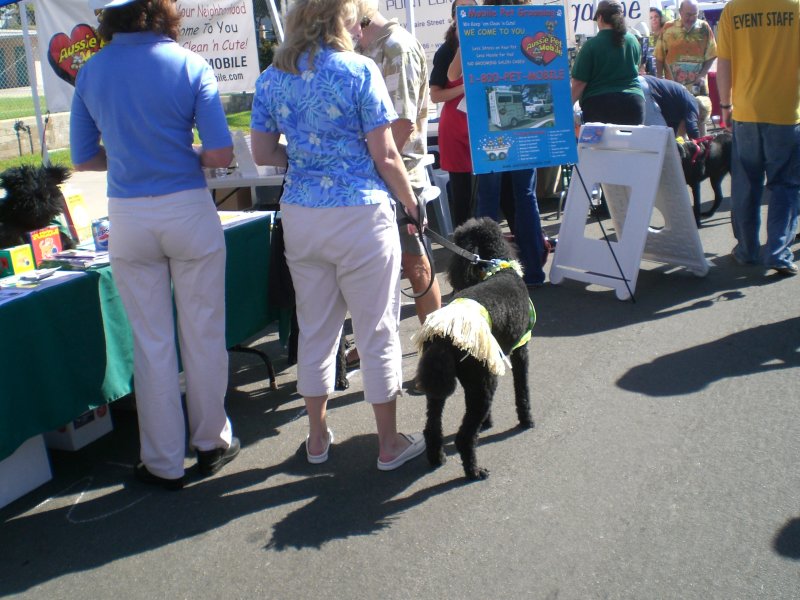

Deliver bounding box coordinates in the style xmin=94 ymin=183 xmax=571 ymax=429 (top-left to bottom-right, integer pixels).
xmin=0 ymin=1 xmax=282 ymax=163
xmin=0 ymin=2 xmax=44 ymax=161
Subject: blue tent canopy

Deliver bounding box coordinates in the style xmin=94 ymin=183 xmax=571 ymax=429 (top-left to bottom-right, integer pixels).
xmin=0 ymin=1 xmax=21 ymax=7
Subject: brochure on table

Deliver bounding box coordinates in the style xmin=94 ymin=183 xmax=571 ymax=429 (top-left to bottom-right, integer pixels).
xmin=458 ymin=4 xmax=577 ymax=174
xmin=0 ymin=269 xmax=86 ymax=307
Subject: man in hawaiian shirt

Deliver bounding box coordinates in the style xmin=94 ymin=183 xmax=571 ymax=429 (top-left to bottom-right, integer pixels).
xmin=655 ymin=0 xmax=717 ymax=135
xmin=358 ymin=5 xmax=442 ymax=325
xmin=353 ymin=3 xmax=442 ymax=393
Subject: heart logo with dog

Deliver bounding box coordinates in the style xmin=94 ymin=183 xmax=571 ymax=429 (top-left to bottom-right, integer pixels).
xmin=520 ymin=33 xmax=562 ymax=66
xmin=47 ymin=24 xmax=103 ymax=86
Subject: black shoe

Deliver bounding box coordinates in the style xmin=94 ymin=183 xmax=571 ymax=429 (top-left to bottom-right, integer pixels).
xmin=134 ymin=463 xmax=185 ymax=491
xmin=197 ymin=437 xmax=241 ymax=476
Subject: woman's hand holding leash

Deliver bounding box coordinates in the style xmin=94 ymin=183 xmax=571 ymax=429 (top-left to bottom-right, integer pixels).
xmin=400 ymin=200 xmax=426 ymax=236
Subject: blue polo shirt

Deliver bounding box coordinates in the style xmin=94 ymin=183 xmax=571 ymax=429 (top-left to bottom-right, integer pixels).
xmin=71 ymin=31 xmax=232 ymax=198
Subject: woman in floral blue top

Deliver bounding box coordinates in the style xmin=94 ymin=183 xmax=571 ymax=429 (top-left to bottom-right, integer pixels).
xmin=250 ymin=0 xmax=426 ymax=470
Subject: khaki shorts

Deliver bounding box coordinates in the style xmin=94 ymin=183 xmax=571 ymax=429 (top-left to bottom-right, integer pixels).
xmin=695 ymin=95 xmax=711 ymax=123
xmin=397 ymin=185 xmax=426 ymax=256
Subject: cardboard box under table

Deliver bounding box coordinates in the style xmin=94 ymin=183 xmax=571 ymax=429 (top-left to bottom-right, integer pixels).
xmin=43 ymin=406 xmax=114 ymax=451
xmin=0 ymin=435 xmax=52 ymax=510
xmin=0 ymin=214 xmax=282 ymax=501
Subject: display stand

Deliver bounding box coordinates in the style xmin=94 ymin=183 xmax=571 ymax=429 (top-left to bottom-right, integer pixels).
xmin=550 ymin=124 xmax=709 ymax=300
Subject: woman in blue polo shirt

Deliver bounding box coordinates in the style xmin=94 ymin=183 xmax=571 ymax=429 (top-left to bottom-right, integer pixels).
xmin=70 ymin=0 xmax=240 ymax=490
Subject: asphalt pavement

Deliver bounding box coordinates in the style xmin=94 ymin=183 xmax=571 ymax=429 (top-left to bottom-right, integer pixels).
xmin=1 ymin=171 xmax=798 ymax=599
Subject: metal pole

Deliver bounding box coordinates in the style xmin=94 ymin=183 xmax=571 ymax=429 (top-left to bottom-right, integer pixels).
xmin=20 ymin=0 xmax=49 ymax=165
xmin=14 ymin=122 xmax=22 ymax=156
xmin=266 ymin=0 xmax=284 ymax=43
xmin=405 ymin=0 xmax=414 ymax=36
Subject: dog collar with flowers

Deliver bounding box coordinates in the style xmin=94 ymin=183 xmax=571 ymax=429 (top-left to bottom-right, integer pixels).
xmin=480 ymin=259 xmax=524 ymax=280
xmin=478 ymin=259 xmax=535 ymax=349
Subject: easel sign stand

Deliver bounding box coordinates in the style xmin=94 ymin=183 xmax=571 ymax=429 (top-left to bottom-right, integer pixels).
xmin=550 ymin=124 xmax=710 ymax=300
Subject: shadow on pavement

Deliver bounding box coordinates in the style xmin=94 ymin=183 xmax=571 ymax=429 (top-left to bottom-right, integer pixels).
xmin=0 ymin=431 xmax=465 ymax=594
xmin=773 ymin=517 xmax=800 ymax=560
xmin=616 ymin=315 xmax=800 ymax=396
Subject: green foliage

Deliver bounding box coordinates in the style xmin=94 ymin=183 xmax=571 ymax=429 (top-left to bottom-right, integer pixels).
xmin=0 ymin=110 xmax=248 ymax=173
xmin=0 ymin=97 xmax=48 ymax=121
xmin=258 ymin=39 xmax=278 ymax=71
xmin=225 ymin=111 xmax=252 ymax=130
xmin=0 ymin=149 xmax=72 ymax=172
xmin=192 ymin=111 xmax=251 ymax=143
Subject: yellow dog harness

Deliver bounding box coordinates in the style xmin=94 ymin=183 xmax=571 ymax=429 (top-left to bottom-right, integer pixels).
xmin=413 ymin=260 xmax=536 ymax=375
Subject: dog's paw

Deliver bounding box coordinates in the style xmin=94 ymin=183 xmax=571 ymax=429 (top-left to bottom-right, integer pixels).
xmin=480 ymin=415 xmax=493 ymax=431
xmin=465 ymin=466 xmax=490 ymax=481
xmin=334 ymin=377 xmax=349 ymax=391
xmin=518 ymin=417 xmax=535 ymax=429
xmin=426 ymin=446 xmax=446 ymax=467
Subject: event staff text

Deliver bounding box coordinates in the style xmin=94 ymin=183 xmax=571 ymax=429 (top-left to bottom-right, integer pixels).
xmin=733 ymin=11 xmax=794 ymax=28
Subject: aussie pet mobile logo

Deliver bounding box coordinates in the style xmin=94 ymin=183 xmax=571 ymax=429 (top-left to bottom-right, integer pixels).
xmin=520 ymin=20 xmax=563 ymax=66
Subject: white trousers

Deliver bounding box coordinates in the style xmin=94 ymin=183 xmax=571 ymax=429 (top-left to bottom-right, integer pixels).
xmin=109 ymin=188 xmax=232 ymax=479
xmin=281 ymin=202 xmax=403 ymax=403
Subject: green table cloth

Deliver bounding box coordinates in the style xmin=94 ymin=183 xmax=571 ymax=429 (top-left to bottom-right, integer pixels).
xmin=0 ymin=213 xmax=278 ymax=461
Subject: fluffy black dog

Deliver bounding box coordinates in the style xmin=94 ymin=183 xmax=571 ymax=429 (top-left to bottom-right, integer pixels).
xmin=677 ymin=130 xmax=732 ymax=225
xmin=0 ymin=164 xmax=74 ymax=250
xmin=416 ymin=217 xmax=534 ymax=480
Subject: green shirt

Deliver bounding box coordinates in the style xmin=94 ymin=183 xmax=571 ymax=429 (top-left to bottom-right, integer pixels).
xmin=571 ymin=30 xmax=644 ymax=102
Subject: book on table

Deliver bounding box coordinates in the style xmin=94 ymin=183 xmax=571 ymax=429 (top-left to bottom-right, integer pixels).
xmin=41 ymin=248 xmax=110 ymax=270
xmin=26 ymin=226 xmax=63 ymax=267
xmin=0 ymin=244 xmax=35 ymax=277
xmin=59 ymin=186 xmax=94 ymax=245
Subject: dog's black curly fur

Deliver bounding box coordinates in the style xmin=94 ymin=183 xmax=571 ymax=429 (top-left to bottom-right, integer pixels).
xmin=677 ymin=130 xmax=732 ymax=226
xmin=0 ymin=164 xmax=74 ymax=250
xmin=417 ymin=217 xmax=533 ymax=480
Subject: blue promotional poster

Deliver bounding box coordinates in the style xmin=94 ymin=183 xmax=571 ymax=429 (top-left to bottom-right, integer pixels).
xmin=457 ymin=4 xmax=578 ymax=174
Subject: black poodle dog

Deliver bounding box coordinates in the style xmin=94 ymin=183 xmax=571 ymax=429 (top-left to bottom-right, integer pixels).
xmin=677 ymin=130 xmax=732 ymax=226
xmin=416 ymin=217 xmax=535 ymax=480
xmin=0 ymin=164 xmax=74 ymax=250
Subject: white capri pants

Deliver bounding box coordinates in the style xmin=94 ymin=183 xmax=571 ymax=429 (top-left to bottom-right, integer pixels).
xmin=281 ymin=202 xmax=403 ymax=403
xmin=109 ymin=188 xmax=232 ymax=479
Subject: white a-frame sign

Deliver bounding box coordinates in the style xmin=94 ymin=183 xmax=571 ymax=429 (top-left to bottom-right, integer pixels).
xmin=550 ymin=124 xmax=710 ymax=300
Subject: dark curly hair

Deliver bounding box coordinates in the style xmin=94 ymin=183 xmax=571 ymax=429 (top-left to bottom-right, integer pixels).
xmin=96 ymin=0 xmax=180 ymax=42
xmin=595 ymin=0 xmax=627 ymax=47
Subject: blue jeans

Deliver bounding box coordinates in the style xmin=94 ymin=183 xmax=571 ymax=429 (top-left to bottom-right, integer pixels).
xmin=476 ymin=169 xmax=546 ymax=285
xmin=730 ymin=121 xmax=800 ymax=269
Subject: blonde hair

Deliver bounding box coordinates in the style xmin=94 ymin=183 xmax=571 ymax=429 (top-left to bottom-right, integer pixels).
xmin=273 ymin=0 xmax=359 ymax=74
xmin=358 ymin=0 xmax=379 ymax=20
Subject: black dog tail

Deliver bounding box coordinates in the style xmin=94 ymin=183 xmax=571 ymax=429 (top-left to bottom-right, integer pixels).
xmin=416 ymin=339 xmax=458 ymax=399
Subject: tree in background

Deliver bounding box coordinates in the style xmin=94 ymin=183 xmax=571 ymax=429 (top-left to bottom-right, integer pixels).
xmin=252 ymin=0 xmax=280 ymax=70
xmin=0 ymin=3 xmax=35 ymax=29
